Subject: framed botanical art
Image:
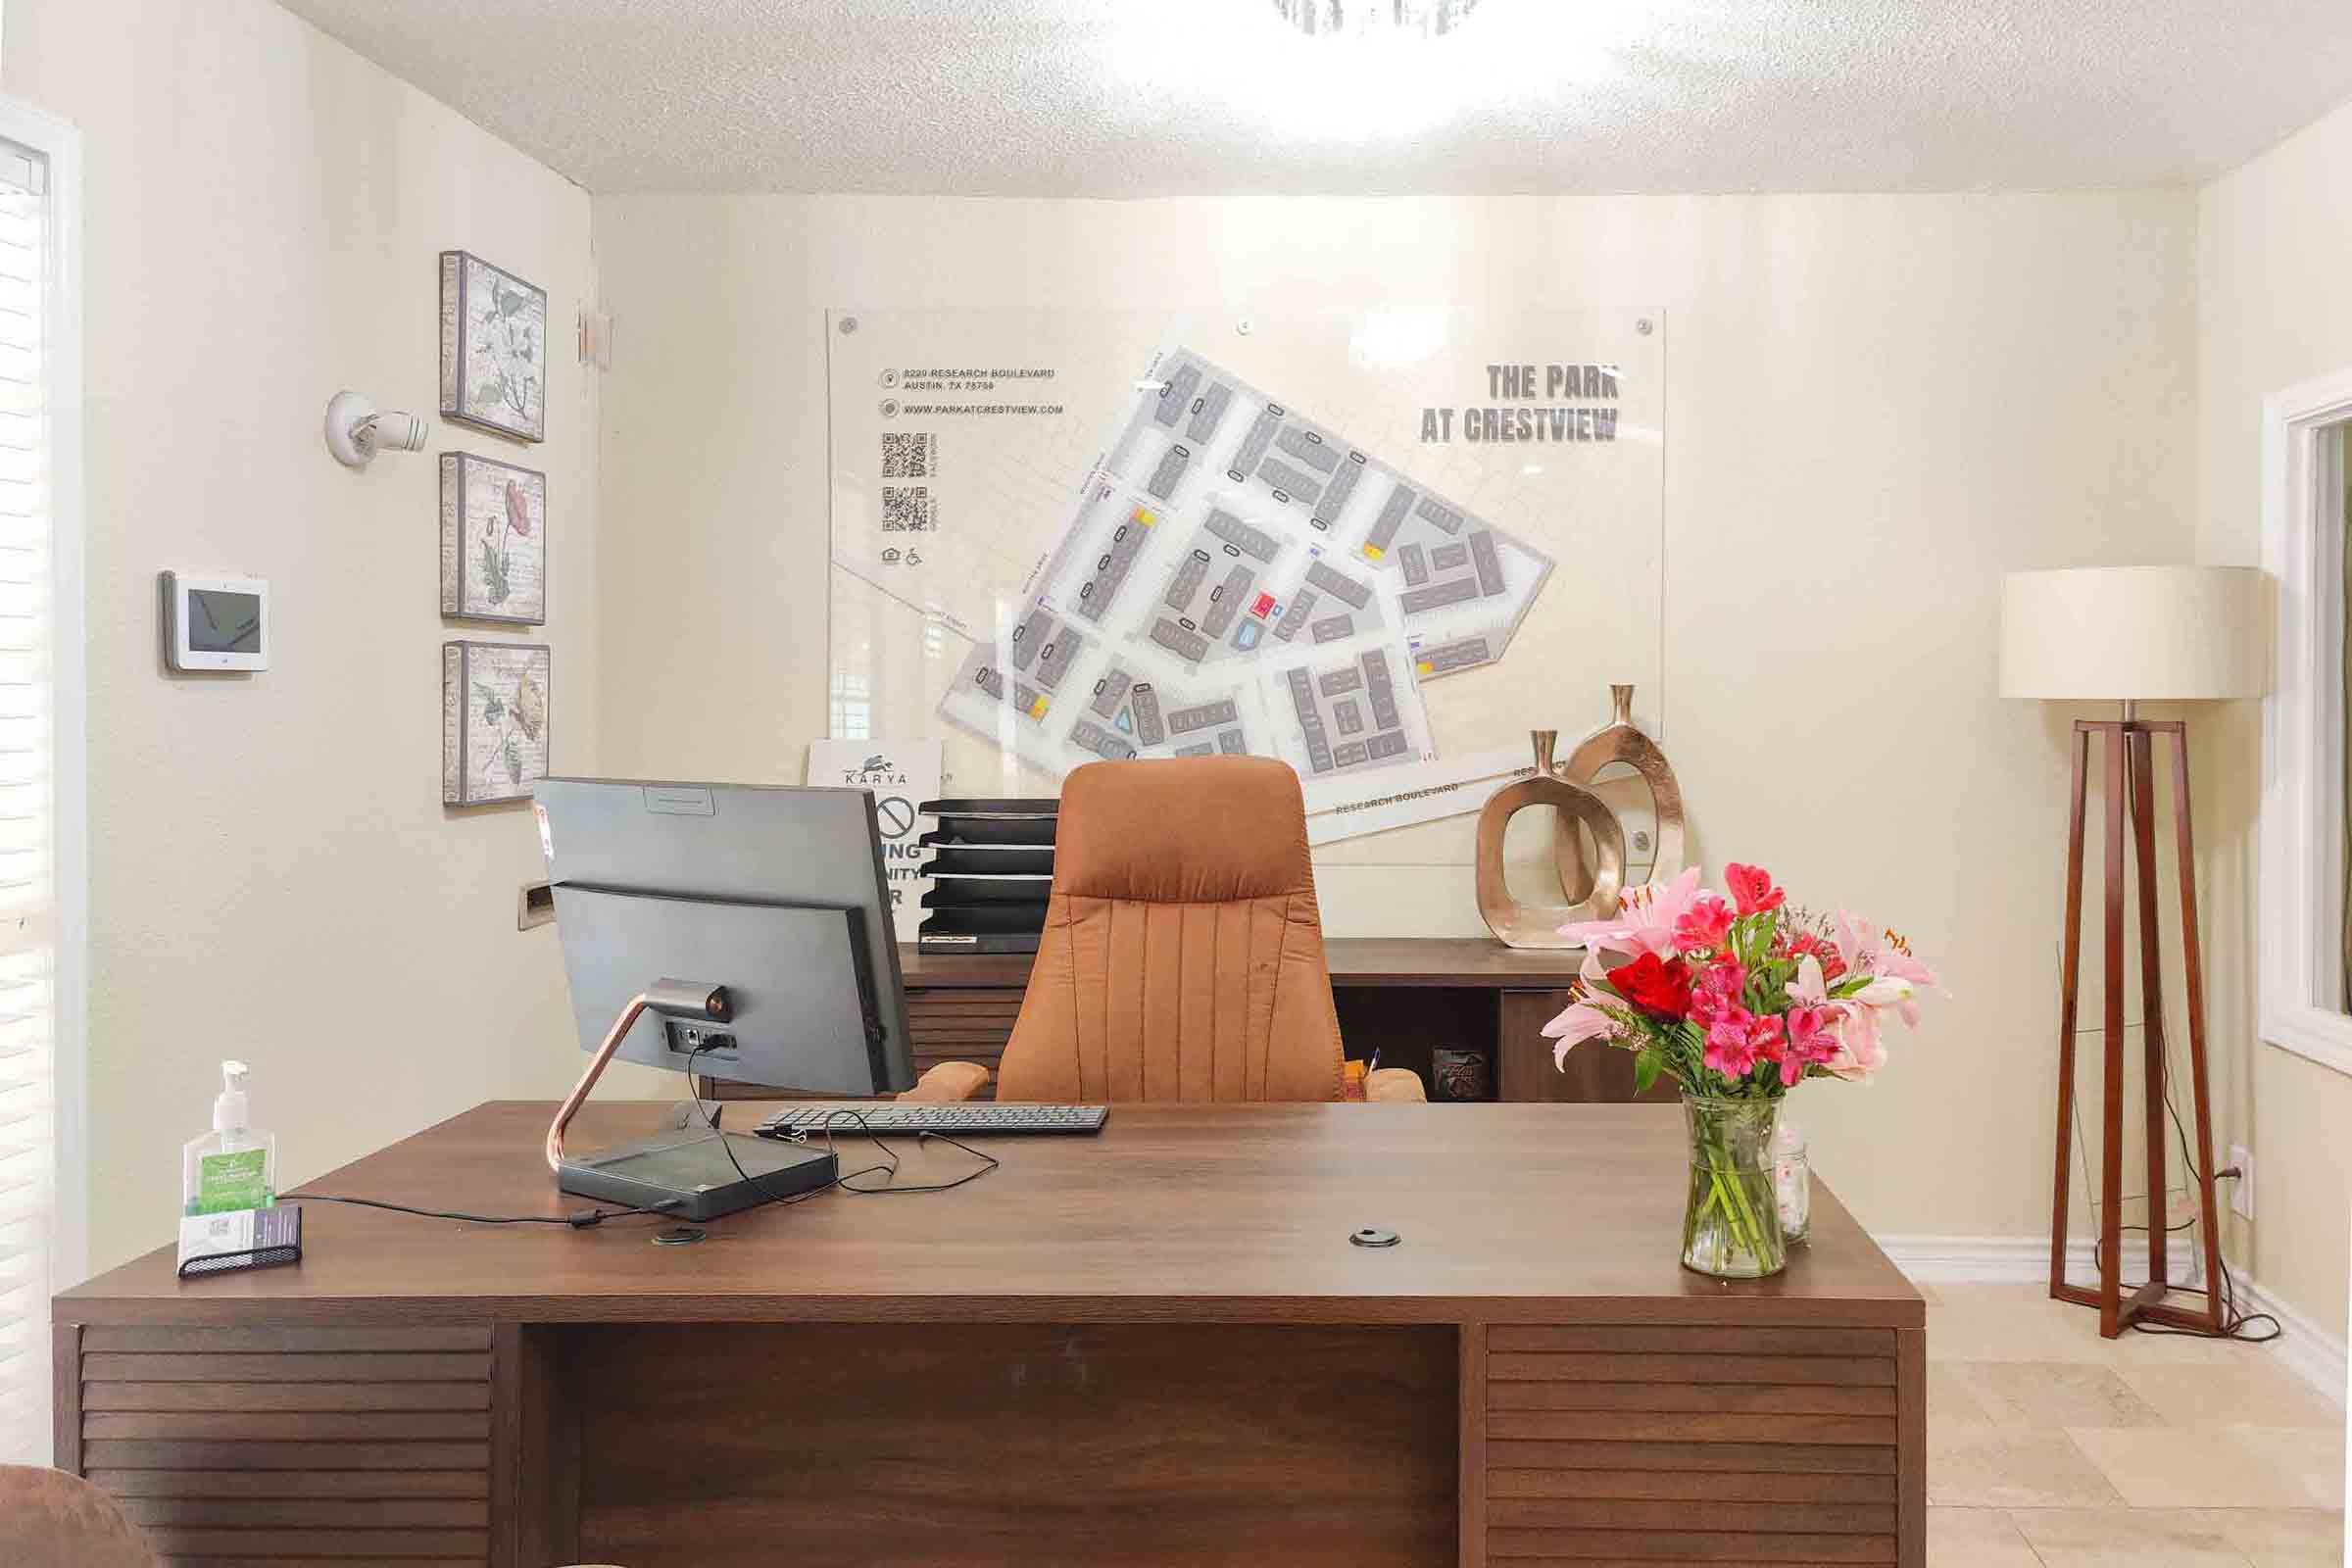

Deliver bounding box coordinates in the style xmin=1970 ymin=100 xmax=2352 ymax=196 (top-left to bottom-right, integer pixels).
xmin=442 ymin=640 xmax=551 ymax=806
xmin=439 ymin=249 xmax=547 ymax=443
xmin=439 ymin=452 xmax=547 ymax=623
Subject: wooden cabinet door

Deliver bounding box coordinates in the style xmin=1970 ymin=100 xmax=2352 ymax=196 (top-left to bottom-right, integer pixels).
xmin=1496 ymin=989 xmax=1679 ymax=1103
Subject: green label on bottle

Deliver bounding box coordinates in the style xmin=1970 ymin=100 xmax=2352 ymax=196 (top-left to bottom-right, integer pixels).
xmin=197 ymin=1148 xmax=270 ymax=1213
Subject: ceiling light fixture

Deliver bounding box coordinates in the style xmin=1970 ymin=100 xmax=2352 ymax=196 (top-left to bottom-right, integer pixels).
xmin=1270 ymin=0 xmax=1482 ymax=43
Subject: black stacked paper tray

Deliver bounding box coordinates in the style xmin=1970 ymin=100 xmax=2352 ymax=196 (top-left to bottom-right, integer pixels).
xmin=916 ymin=799 xmax=1057 ymax=954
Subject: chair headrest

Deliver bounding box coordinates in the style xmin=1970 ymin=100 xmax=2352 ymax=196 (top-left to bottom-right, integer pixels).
xmin=1054 ymin=758 xmax=1311 ymax=904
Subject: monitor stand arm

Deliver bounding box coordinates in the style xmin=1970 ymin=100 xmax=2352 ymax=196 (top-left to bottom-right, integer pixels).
xmin=545 ymin=979 xmax=731 ymax=1173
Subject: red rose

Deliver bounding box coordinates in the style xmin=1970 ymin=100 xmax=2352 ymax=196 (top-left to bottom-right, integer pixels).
xmin=1607 ymin=952 xmax=1693 ymax=1020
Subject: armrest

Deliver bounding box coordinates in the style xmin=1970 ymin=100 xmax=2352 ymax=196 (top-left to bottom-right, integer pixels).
xmin=898 ymin=1060 xmax=992 ymax=1102
xmin=1364 ymin=1067 xmax=1428 ymax=1102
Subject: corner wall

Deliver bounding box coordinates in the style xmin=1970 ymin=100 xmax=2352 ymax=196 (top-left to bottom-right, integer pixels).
xmin=593 ymin=190 xmax=2202 ymax=1244
xmin=2197 ymin=95 xmax=2352 ymax=1343
xmin=5 ymin=0 xmax=612 ymax=1273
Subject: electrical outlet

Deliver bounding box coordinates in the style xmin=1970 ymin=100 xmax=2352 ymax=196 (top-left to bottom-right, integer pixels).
xmin=2228 ymin=1145 xmax=2253 ymax=1220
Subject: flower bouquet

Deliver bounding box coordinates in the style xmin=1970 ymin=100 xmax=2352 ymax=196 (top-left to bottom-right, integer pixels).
xmin=1545 ymin=863 xmax=1936 ymax=1278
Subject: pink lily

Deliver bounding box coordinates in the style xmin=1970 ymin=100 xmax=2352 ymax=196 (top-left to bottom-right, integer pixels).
xmin=1827 ymin=1004 xmax=1887 ymax=1081
xmin=1559 ymin=866 xmax=1703 ymax=957
xmin=1543 ymin=1001 xmax=1619 ymax=1068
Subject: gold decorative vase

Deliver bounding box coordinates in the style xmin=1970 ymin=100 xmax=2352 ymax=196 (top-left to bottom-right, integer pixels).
xmin=1555 ymin=683 xmax=1687 ymax=904
xmin=1475 ymin=730 xmax=1625 ymax=950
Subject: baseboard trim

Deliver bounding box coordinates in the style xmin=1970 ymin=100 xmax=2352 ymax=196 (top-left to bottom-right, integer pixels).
xmin=2229 ymin=1273 xmax=2350 ymax=1410
xmin=1876 ymin=1233 xmax=2346 ymax=1409
xmin=1877 ymin=1233 xmax=2201 ymax=1287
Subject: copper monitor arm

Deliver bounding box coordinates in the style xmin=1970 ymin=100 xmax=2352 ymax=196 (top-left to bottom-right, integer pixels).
xmin=545 ymin=979 xmax=731 ymax=1173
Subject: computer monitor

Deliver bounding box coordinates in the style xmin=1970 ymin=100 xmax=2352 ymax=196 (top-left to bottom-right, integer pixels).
xmin=536 ymin=777 xmax=916 ymax=1097
xmin=532 ymin=778 xmax=918 ymax=1220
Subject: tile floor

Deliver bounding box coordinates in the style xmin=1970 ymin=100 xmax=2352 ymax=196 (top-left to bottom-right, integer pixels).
xmin=1925 ymin=1282 xmax=2345 ymax=1566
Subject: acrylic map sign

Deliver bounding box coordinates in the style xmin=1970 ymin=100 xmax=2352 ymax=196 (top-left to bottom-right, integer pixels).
xmin=826 ymin=310 xmax=1663 ymax=849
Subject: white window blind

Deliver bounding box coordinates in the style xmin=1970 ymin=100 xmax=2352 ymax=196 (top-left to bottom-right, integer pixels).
xmin=0 ymin=102 xmax=83 ymax=1468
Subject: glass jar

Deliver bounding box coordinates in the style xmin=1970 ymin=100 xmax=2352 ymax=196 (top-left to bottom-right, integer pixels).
xmin=1680 ymin=1095 xmax=1788 ymax=1279
xmin=1773 ymin=1117 xmax=1811 ymax=1245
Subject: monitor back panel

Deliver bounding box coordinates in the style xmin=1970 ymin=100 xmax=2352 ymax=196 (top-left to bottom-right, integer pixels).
xmin=536 ymin=778 xmax=914 ymax=1093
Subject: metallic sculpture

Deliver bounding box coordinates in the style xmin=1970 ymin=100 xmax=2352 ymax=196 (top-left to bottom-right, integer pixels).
xmin=1475 ymin=729 xmax=1625 ymax=949
xmin=1555 ymin=683 xmax=1687 ymax=906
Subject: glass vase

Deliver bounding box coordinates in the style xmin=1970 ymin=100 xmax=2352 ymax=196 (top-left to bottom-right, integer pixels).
xmin=1680 ymin=1095 xmax=1788 ymax=1279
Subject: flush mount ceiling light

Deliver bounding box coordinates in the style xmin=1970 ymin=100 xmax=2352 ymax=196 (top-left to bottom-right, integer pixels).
xmin=1270 ymin=0 xmax=1482 ymax=43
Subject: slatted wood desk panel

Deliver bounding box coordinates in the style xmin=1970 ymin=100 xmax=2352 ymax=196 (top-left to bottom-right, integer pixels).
xmin=57 ymin=1102 xmax=1925 ymax=1567
xmin=889 ymin=939 xmax=1677 ymax=1103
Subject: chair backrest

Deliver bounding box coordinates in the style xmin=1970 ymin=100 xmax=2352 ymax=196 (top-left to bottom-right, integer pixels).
xmin=0 ymin=1467 xmax=156 ymax=1568
xmin=995 ymin=757 xmax=1345 ymax=1103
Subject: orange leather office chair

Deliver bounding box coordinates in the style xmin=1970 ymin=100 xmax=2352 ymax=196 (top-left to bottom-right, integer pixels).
xmin=0 ymin=1467 xmax=157 ymax=1568
xmin=905 ymin=756 xmax=1425 ymax=1103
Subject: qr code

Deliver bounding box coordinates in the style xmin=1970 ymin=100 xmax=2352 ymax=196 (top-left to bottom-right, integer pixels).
xmin=881 ymin=486 xmax=935 ymax=532
xmin=881 ymin=431 xmax=935 ymax=479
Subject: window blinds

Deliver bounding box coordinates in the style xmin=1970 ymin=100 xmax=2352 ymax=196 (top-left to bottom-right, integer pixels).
xmin=0 ymin=131 xmax=63 ymax=1466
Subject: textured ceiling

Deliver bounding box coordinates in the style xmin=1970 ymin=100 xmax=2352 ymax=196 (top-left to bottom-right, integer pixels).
xmin=274 ymin=0 xmax=2352 ymax=195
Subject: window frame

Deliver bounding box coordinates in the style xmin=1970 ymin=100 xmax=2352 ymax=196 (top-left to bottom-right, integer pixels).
xmin=0 ymin=97 xmax=88 ymax=1443
xmin=2260 ymin=365 xmax=2352 ymax=1075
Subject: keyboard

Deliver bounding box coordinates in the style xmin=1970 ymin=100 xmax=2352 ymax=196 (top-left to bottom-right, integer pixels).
xmin=756 ymin=1102 xmax=1108 ymax=1138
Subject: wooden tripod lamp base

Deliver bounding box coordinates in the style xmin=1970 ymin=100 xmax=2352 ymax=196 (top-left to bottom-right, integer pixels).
xmin=2002 ymin=564 xmax=2273 ymax=1343
xmin=2046 ymin=716 xmax=2223 ymax=1339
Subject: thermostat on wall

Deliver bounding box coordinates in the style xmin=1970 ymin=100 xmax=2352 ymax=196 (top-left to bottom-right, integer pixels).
xmin=161 ymin=571 xmax=269 ymax=671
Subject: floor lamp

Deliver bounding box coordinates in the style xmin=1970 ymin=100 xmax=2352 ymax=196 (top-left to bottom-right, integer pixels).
xmin=1998 ymin=565 xmax=2272 ymax=1339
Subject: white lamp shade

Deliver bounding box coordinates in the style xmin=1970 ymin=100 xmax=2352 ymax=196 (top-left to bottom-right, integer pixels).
xmin=1999 ymin=565 xmax=2274 ymax=701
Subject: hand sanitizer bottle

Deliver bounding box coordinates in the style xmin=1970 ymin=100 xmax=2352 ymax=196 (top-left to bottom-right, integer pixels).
xmin=183 ymin=1060 xmax=277 ymax=1215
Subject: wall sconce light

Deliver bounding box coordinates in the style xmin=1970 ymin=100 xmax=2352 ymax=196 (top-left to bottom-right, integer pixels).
xmin=323 ymin=390 xmax=428 ymax=469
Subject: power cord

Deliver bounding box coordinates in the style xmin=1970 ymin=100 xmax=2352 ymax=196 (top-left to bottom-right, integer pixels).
xmin=2063 ymin=1003 xmax=2278 ymax=1344
xmin=293 ymin=1192 xmax=686 ymax=1229
xmin=297 ymin=1057 xmax=1004 ymax=1230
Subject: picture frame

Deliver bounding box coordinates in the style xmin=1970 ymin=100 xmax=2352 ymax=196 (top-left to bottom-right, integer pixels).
xmin=438 ymin=249 xmax=547 ymax=443
xmin=439 ymin=452 xmax=547 ymax=624
xmin=442 ymin=640 xmax=552 ymax=806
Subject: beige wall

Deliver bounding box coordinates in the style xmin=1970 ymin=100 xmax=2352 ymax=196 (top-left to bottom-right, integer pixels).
xmin=594 ymin=190 xmax=2202 ymax=1242
xmin=2198 ymin=95 xmax=2352 ymax=1341
xmin=3 ymin=0 xmax=636 ymax=1274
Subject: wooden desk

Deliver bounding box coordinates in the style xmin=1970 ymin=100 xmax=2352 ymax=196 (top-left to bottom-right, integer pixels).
xmin=57 ymin=1102 xmax=1926 ymax=1567
xmin=894 ymin=939 xmax=1676 ymax=1103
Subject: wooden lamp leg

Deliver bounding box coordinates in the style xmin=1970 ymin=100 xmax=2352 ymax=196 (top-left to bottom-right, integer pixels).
xmin=2048 ymin=728 xmax=2089 ymax=1303
xmin=2097 ymin=723 xmax=2128 ymax=1340
xmin=2129 ymin=731 xmax=2169 ymax=1299
xmin=2168 ymin=725 xmax=2226 ymax=1332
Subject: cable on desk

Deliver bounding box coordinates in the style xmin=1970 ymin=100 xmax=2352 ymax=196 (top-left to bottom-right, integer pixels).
xmin=683 ymin=1047 xmax=1001 ymax=1203
xmin=292 ymin=1193 xmax=685 ymax=1229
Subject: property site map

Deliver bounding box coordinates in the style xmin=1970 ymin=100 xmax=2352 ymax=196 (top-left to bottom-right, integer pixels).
xmin=826 ymin=311 xmax=1662 ymax=847
xmin=937 ymin=346 xmax=1555 ymax=791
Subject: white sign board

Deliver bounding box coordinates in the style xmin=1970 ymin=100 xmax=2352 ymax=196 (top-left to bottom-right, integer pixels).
xmin=806 ymin=740 xmax=940 ymax=943
xmin=827 ymin=310 xmax=1663 ymax=852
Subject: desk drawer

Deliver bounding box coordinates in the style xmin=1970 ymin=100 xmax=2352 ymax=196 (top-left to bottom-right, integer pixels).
xmin=66 ymin=1324 xmax=495 ymax=1566
xmin=1473 ymin=1322 xmax=1907 ymax=1566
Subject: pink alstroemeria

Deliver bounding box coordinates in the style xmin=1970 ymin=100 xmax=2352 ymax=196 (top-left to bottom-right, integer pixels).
xmin=1673 ymin=893 xmax=1735 ymax=952
xmin=1703 ymin=1009 xmax=1780 ymax=1079
xmin=1559 ymin=866 xmax=1703 ymax=957
xmin=1688 ymin=956 xmax=1745 ymax=1029
xmin=1724 ymin=862 xmax=1785 ymax=916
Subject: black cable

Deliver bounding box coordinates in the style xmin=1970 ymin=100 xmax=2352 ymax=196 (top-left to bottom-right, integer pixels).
xmin=681 ymin=1047 xmax=999 ymax=1207
xmin=2066 ymin=995 xmax=2278 ymax=1344
xmin=294 ymin=1192 xmax=683 ymax=1229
